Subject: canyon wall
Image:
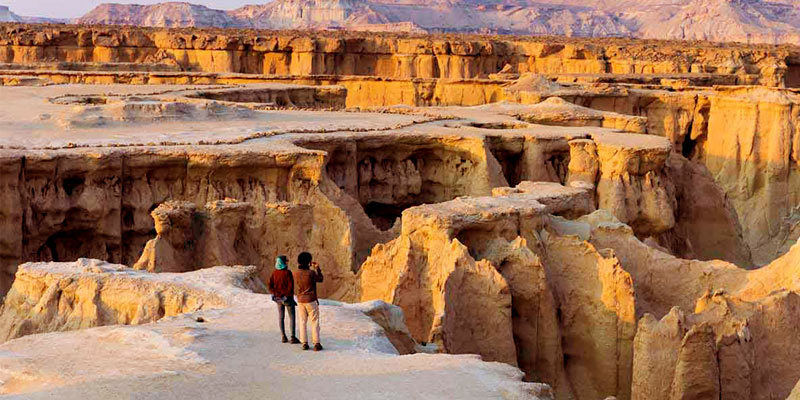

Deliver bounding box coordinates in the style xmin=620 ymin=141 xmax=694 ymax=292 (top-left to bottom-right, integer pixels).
xmin=508 ymin=77 xmax=799 ymax=265
xmin=0 ymin=144 xmax=326 ymax=295
xmin=1 ymin=24 xmax=799 ymax=87
xmin=356 ymin=187 xmax=800 ymax=399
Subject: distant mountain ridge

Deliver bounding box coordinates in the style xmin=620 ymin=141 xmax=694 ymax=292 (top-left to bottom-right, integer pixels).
xmin=74 ymin=0 xmax=633 ymax=37
xmin=0 ymin=5 xmax=69 ymax=24
xmin=0 ymin=5 xmax=21 ymax=23
xmin=4 ymin=0 xmax=800 ymax=44
xmin=79 ymin=3 xmax=241 ymax=28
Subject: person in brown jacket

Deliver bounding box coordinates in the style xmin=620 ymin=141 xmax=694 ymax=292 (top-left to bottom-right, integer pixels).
xmin=294 ymin=252 xmax=324 ymax=351
xmin=268 ymin=255 xmax=300 ymax=344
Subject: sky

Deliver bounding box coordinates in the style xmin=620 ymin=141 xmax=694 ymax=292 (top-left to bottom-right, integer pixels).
xmin=1 ymin=0 xmax=265 ymax=19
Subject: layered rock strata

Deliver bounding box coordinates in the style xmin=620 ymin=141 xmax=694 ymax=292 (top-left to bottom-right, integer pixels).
xmin=0 ymin=80 xmax=727 ymax=299
xmin=0 ymin=24 xmax=798 ymax=87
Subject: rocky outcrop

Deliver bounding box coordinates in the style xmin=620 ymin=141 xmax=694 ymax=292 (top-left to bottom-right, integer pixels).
xmin=353 ymin=190 xmax=798 ymax=400
xmin=357 ymin=202 xmax=520 ymax=365
xmin=657 ymin=153 xmax=753 ymax=267
xmin=699 ymin=86 xmax=800 ymax=264
xmin=134 ymin=199 xmax=259 ymax=273
xmin=506 ymin=77 xmax=800 ymax=264
xmin=0 ymin=144 xmax=329 ymax=295
xmin=357 ymin=184 xmax=640 ymax=399
xmin=342 ymin=300 xmax=421 ymax=355
xmin=549 ymin=209 xmax=800 ymax=399
xmin=0 ymin=259 xmax=264 ymax=342
xmin=516 ymin=97 xmax=646 ymax=134
xmin=632 ymin=290 xmax=800 ymax=400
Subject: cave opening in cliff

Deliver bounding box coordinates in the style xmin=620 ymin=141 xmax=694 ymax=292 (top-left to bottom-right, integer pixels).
xmin=486 ymin=137 xmax=525 ymax=187
xmin=62 ymin=176 xmax=85 ymax=196
xmin=363 ymin=202 xmax=405 ymax=231
xmin=36 ymin=230 xmax=120 ymax=264
xmin=547 ymin=152 xmax=570 ymax=185
xmin=786 ymin=64 xmax=800 ymax=88
xmin=492 ymin=149 xmax=524 ymax=187
xmin=681 ymin=135 xmax=698 ymax=159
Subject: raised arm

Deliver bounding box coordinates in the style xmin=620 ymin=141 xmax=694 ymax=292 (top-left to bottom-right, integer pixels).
xmin=312 ymin=262 xmax=324 ymax=283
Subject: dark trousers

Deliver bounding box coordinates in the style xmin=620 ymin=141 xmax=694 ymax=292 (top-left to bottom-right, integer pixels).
xmin=277 ymin=303 xmax=296 ymax=338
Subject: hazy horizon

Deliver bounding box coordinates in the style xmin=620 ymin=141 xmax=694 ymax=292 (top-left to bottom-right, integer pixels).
xmin=0 ymin=0 xmax=269 ymax=19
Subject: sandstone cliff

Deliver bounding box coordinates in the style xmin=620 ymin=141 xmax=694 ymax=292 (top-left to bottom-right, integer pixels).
xmin=0 ymin=24 xmax=798 ymax=87
xmin=356 ymin=183 xmax=800 ymax=399
xmin=0 ymin=67 xmax=794 ymax=399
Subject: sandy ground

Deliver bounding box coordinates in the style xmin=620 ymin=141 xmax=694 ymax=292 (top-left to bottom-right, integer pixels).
xmin=0 ymin=265 xmax=544 ymax=399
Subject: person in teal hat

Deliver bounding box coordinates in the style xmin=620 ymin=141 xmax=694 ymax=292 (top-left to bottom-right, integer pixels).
xmin=268 ymin=255 xmax=299 ymax=344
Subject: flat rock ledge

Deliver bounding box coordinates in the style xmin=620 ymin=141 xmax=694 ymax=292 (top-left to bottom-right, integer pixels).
xmin=0 ymin=260 xmax=552 ymax=400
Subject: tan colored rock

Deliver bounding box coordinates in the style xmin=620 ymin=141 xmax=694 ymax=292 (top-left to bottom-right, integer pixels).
xmin=592 ymin=132 xmax=676 ymax=237
xmin=656 ymin=153 xmax=753 ymax=267
xmin=516 ymin=97 xmax=646 ymax=134
xmin=0 ymin=259 xmax=547 ymax=399
xmin=540 ymin=231 xmax=636 ymax=400
xmin=359 ymin=187 xmax=641 ymax=400
xmin=0 ymin=259 xmax=263 ymax=342
xmin=134 ymin=199 xmax=259 ymax=273
xmin=701 ymin=86 xmax=800 ymax=264
xmin=552 ymin=210 xmax=800 ymax=400
xmin=479 ymin=237 xmax=570 ymax=393
xmin=632 ymin=290 xmax=800 ymax=400
xmin=349 ymin=300 xmax=420 ymax=356
xmin=358 ymin=212 xmax=518 ymax=364
xmin=566 ymin=139 xmax=599 ymax=189
xmin=133 ymin=201 xmax=197 ymax=273
xmin=0 ymin=25 xmax=796 ymax=86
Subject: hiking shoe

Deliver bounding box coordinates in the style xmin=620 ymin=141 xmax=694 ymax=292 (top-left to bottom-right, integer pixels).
xmin=281 ymin=335 xmax=288 ymax=343
xmin=314 ymin=343 xmax=323 ymax=352
xmin=302 ymin=343 xmax=310 ymax=351
xmin=290 ymin=336 xmax=301 ymax=344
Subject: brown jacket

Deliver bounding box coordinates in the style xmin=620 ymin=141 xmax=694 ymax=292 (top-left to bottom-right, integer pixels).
xmin=268 ymin=269 xmax=294 ymax=299
xmin=294 ymin=267 xmax=323 ymax=303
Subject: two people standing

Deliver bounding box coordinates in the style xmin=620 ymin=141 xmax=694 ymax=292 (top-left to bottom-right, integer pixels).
xmin=267 ymin=252 xmax=324 ymax=351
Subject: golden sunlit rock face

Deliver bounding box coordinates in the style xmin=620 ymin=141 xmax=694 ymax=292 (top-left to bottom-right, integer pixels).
xmin=0 ymin=23 xmax=797 ymax=400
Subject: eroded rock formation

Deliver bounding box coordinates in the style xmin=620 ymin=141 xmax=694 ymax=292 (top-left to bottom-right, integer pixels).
xmin=0 ymin=24 xmax=799 ymax=87
xmin=0 ymin=259 xmax=262 ymax=341
xmin=0 ymin=26 xmax=797 ymax=400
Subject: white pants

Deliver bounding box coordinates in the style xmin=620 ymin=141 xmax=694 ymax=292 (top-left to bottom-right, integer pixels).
xmin=298 ymin=301 xmax=320 ymax=345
